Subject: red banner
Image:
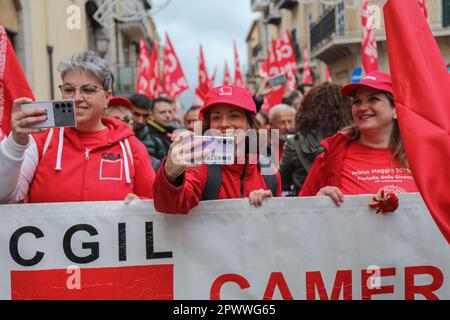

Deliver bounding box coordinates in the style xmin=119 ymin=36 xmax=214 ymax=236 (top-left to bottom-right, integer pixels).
xmin=223 ymin=61 xmax=232 ymax=86
xmin=162 ymin=33 xmax=189 ymax=98
xmin=208 ymin=66 xmax=217 ymax=89
xmin=149 ymin=42 xmax=162 ymax=99
xmin=302 ymin=44 xmax=313 ymax=85
xmin=418 ymin=0 xmax=428 ymax=18
xmin=196 ymin=45 xmax=210 ymax=102
xmin=384 ymin=0 xmax=450 ymax=243
xmin=274 ymin=31 xmax=298 ymax=91
xmin=362 ymin=0 xmax=379 ymax=74
xmin=0 ymin=25 xmax=34 ymax=141
xmin=233 ymin=41 xmax=246 ymax=89
xmin=262 ymin=41 xmax=285 ymax=112
xmin=136 ymin=37 xmax=153 ymax=98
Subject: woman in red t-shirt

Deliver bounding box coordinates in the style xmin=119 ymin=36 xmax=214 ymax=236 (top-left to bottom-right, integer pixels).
xmin=299 ymin=71 xmax=418 ymax=205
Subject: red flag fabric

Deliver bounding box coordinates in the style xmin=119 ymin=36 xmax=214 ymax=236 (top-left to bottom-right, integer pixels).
xmin=361 ymin=0 xmax=379 ymax=75
xmin=262 ymin=41 xmax=285 ymax=111
xmin=149 ymin=42 xmax=161 ymax=99
xmin=0 ymin=25 xmax=34 ymax=141
xmin=162 ymin=33 xmax=189 ymax=98
xmin=259 ymin=56 xmax=269 ymax=78
xmin=302 ymin=44 xmax=313 ymax=85
xmin=384 ymin=0 xmax=450 ymax=244
xmin=196 ymin=45 xmax=210 ymax=102
xmin=274 ymin=31 xmax=298 ymax=91
xmin=136 ymin=37 xmax=153 ymax=98
xmin=223 ymin=61 xmax=232 ymax=86
xmin=325 ymin=64 xmax=332 ymax=82
xmin=193 ymin=87 xmax=206 ymax=106
xmin=208 ymin=66 xmax=217 ymax=89
xmin=233 ymin=41 xmax=246 ymax=89
xmin=418 ymin=0 xmax=428 ymax=18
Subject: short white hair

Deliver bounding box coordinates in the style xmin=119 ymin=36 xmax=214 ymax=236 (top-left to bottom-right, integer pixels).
xmin=104 ymin=105 xmax=132 ymax=118
xmin=268 ymin=104 xmax=296 ymax=123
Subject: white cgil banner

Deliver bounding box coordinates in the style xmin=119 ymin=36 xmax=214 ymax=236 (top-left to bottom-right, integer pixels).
xmin=0 ymin=193 xmax=448 ymax=300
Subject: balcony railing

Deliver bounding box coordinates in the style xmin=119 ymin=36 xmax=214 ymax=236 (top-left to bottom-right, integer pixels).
xmin=264 ymin=5 xmax=281 ymax=25
xmin=276 ymin=0 xmax=298 ymax=9
xmin=114 ymin=63 xmax=138 ymax=95
xmin=252 ymin=44 xmax=262 ymax=57
xmin=310 ymin=8 xmax=336 ymax=51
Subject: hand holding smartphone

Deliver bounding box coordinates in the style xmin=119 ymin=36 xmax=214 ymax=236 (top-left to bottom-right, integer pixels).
xmin=190 ymin=136 xmax=235 ymax=165
xmin=268 ymin=74 xmax=287 ymax=88
xmin=20 ymin=100 xmax=77 ymax=128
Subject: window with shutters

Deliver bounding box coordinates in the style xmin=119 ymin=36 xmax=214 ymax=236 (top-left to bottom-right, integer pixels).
xmin=444 ymin=0 xmax=450 ymax=27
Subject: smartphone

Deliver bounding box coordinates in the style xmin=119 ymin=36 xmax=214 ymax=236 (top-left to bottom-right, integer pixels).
xmin=268 ymin=74 xmax=287 ymax=88
xmin=192 ymin=136 xmax=235 ymax=165
xmin=21 ymin=100 xmax=77 ymax=128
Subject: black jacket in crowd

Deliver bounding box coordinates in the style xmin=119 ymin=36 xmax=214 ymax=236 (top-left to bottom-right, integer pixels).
xmin=135 ymin=120 xmax=174 ymax=172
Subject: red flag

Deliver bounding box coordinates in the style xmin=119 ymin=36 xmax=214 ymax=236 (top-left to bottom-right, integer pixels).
xmin=259 ymin=56 xmax=270 ymax=78
xmin=149 ymin=42 xmax=161 ymax=99
xmin=0 ymin=25 xmax=34 ymax=141
xmin=193 ymin=87 xmax=206 ymax=106
xmin=325 ymin=64 xmax=332 ymax=82
xmin=274 ymin=31 xmax=298 ymax=91
xmin=361 ymin=0 xmax=379 ymax=75
xmin=162 ymin=33 xmax=189 ymax=98
xmin=418 ymin=0 xmax=428 ymax=18
xmin=263 ymin=41 xmax=285 ymax=111
xmin=233 ymin=41 xmax=246 ymax=89
xmin=196 ymin=45 xmax=210 ymax=102
xmin=384 ymin=0 xmax=450 ymax=244
xmin=208 ymin=66 xmax=217 ymax=89
xmin=136 ymin=37 xmax=152 ymax=98
xmin=302 ymin=44 xmax=313 ymax=85
xmin=223 ymin=61 xmax=232 ymax=86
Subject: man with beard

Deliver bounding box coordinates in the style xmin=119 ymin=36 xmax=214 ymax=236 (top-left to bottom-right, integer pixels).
xmin=146 ymin=96 xmax=176 ymax=164
xmin=129 ymin=94 xmax=161 ymax=171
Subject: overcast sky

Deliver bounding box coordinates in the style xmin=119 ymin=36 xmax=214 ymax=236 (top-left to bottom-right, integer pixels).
xmin=152 ymin=0 xmax=259 ymax=109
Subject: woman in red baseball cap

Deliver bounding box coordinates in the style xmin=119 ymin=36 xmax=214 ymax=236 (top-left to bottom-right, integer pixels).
xmin=153 ymin=85 xmax=282 ymax=214
xmin=300 ymin=71 xmax=418 ymax=205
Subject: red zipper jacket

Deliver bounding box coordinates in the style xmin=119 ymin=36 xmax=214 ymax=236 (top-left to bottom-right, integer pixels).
xmin=154 ymin=160 xmax=282 ymax=214
xmin=299 ymin=132 xmax=352 ymax=197
xmin=28 ymin=117 xmax=155 ymax=203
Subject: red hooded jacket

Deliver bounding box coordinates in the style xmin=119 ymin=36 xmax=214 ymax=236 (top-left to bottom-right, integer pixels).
xmin=154 ymin=161 xmax=282 ymax=214
xmin=28 ymin=117 xmax=155 ymax=203
xmin=299 ymin=133 xmax=351 ymax=197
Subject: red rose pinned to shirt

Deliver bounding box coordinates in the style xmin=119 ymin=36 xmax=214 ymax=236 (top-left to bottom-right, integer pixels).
xmin=369 ymin=190 xmax=399 ymax=214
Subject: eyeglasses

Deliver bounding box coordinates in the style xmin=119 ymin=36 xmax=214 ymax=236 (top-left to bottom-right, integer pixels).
xmin=123 ymin=117 xmax=135 ymax=126
xmin=59 ymin=84 xmax=105 ymax=98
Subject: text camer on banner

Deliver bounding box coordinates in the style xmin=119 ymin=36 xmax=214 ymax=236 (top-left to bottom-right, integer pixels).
xmin=0 ymin=195 xmax=448 ymax=300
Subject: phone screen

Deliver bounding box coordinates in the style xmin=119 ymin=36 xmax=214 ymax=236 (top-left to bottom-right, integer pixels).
xmin=268 ymin=74 xmax=287 ymax=87
xmin=191 ymin=136 xmax=235 ymax=165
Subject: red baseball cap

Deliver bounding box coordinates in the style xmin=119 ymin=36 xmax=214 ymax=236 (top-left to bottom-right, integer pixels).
xmin=200 ymin=85 xmax=257 ymax=117
xmin=108 ymin=96 xmax=133 ymax=111
xmin=341 ymin=71 xmax=393 ymax=97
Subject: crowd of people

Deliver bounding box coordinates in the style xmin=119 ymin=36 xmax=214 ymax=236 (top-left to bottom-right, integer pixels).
xmin=0 ymin=50 xmax=419 ymax=213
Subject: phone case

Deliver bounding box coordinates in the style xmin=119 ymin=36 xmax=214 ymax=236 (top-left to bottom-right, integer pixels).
xmin=21 ymin=100 xmax=77 ymax=129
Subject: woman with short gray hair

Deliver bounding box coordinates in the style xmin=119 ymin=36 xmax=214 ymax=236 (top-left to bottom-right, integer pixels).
xmin=0 ymin=51 xmax=155 ymax=204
